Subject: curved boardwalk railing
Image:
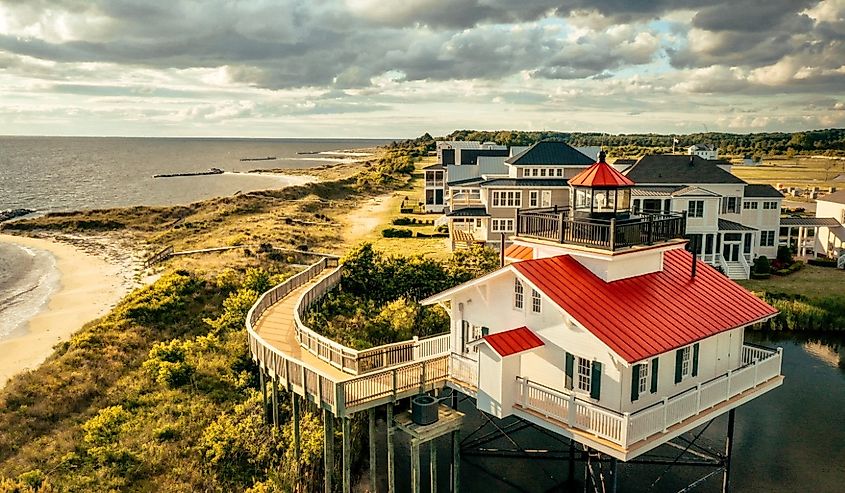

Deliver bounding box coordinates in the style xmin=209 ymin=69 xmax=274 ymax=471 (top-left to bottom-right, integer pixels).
xmin=292 ymin=262 xmax=450 ymax=375
xmin=247 ymin=256 xmax=452 ymax=416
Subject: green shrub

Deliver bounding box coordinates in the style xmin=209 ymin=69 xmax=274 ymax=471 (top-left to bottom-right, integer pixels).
xmin=391 ymin=217 xmax=412 ymax=225
xmin=143 ymin=340 xmax=195 ymax=388
xmin=381 ymin=227 xmax=413 ymax=238
xmin=808 ymin=258 xmax=838 ymax=268
xmin=753 ymin=256 xmax=771 ymax=275
xmin=777 ymin=245 xmax=794 ymax=265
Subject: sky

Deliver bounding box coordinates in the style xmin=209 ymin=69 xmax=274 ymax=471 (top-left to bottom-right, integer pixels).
xmin=0 ymin=0 xmax=843 ymax=138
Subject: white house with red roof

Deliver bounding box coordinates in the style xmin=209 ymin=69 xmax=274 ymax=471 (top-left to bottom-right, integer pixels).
xmin=422 ymin=154 xmax=784 ymax=461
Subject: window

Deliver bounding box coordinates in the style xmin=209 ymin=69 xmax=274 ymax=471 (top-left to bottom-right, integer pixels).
xmin=688 ymin=200 xmax=704 ymax=218
xmin=513 ymin=278 xmax=524 ymax=310
xmin=763 ymin=201 xmax=778 ymax=210
xmin=492 ymin=190 xmax=522 ymax=208
xmin=760 ymin=230 xmax=775 ymax=247
xmin=638 ymin=361 xmax=650 ymax=395
xmin=541 ymin=190 xmax=552 ymax=207
xmin=577 ymin=357 xmax=592 ymax=392
xmin=531 ymin=168 xmax=539 ymax=177
xmin=531 ymin=289 xmax=541 ymax=313
xmin=721 ymin=197 xmax=740 ymax=214
xmin=744 ymin=201 xmax=758 ymax=210
xmin=540 ymin=168 xmax=547 ymax=177
xmin=492 ymin=218 xmax=514 ymax=232
xmin=632 ymin=199 xmax=641 ymax=213
xmin=680 ymin=346 xmax=692 ymax=379
xmin=529 ymin=190 xmax=539 ymax=208
xmin=556 ymin=168 xmax=563 ymax=177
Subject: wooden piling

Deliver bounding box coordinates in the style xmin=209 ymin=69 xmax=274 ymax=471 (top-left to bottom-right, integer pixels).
xmin=369 ymin=408 xmax=377 ymax=493
xmin=387 ymin=404 xmax=396 ymax=493
xmin=343 ymin=417 xmax=352 ymax=493
xmin=722 ymin=409 xmax=736 ymax=493
xmin=260 ymin=369 xmax=268 ymax=424
xmin=324 ymin=409 xmax=334 ymax=493
xmin=411 ymin=440 xmax=421 ymax=493
xmin=271 ymin=378 xmax=279 ymax=428
xmin=451 ymin=430 xmax=460 ymax=493
xmin=430 ymin=441 xmax=437 ymax=493
xmin=292 ymin=394 xmax=301 ymax=460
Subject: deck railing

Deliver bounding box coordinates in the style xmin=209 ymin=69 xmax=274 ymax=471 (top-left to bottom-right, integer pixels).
xmin=291 ymin=263 xmax=451 ymax=375
xmin=516 ymin=344 xmax=782 ymax=448
xmin=515 ymin=207 xmax=686 ymax=251
xmin=449 ymin=352 xmax=479 ymax=391
xmin=248 ymin=257 xmax=453 ymax=415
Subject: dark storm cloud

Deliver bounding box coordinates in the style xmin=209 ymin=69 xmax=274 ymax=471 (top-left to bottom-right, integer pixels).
xmin=0 ymin=0 xmax=842 ymax=97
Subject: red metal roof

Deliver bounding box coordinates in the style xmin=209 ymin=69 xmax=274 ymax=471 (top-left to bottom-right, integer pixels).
xmin=569 ymin=160 xmax=635 ymax=187
xmin=513 ymin=250 xmax=777 ymax=363
xmin=504 ymin=244 xmax=534 ymax=261
xmin=482 ymin=326 xmax=544 ymax=357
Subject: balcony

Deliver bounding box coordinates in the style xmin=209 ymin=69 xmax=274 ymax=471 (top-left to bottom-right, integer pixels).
xmin=515 ymin=206 xmax=686 ymax=251
xmin=511 ymin=344 xmax=783 ymax=460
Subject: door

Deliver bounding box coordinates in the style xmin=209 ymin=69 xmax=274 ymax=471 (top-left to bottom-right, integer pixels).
xmin=723 ymin=242 xmax=740 ymax=262
xmin=541 ymin=190 xmax=552 ymax=207
xmin=715 ymin=331 xmax=734 ymax=374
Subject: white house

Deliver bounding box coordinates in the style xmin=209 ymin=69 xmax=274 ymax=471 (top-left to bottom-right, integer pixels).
xmin=813 ymin=190 xmax=845 ymax=258
xmin=424 ymin=141 xmax=510 ymax=213
xmin=444 ymin=141 xmax=595 ymax=248
xmin=422 ymin=159 xmax=784 ymax=461
xmin=625 ymin=155 xmax=783 ymax=279
xmin=688 ymin=144 xmax=719 ymax=160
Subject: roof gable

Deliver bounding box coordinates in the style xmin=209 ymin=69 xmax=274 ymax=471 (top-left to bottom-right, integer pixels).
xmin=625 ymin=155 xmax=745 ymax=185
xmin=505 ymin=141 xmax=595 ymax=166
xmin=512 ymin=250 xmax=777 ymax=363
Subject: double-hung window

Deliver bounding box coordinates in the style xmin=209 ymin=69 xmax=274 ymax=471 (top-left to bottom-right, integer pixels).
xmin=763 ymin=201 xmax=778 ymax=210
xmin=529 ymin=190 xmax=539 ymax=208
xmin=688 ymin=200 xmax=704 ymax=218
xmin=513 ymin=278 xmax=524 ymax=310
xmin=760 ymin=230 xmax=775 ymax=247
xmin=721 ymin=197 xmax=740 ymax=214
xmin=744 ymin=201 xmax=758 ymax=210
xmin=491 ymin=218 xmax=514 ymax=232
xmin=531 ymin=289 xmax=541 ymax=313
xmin=492 ymin=190 xmax=522 ymax=208
xmin=577 ymin=357 xmax=592 ymax=392
xmin=674 ymin=343 xmax=699 ymax=383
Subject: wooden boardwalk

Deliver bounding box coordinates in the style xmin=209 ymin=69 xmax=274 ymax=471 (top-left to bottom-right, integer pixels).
xmin=253 ymin=269 xmax=350 ymax=382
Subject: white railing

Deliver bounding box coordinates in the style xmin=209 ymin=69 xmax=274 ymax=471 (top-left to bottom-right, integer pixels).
xmin=248 ymin=257 xmax=453 ymax=415
xmin=291 ymin=262 xmax=452 ymax=375
xmin=516 ymin=344 xmax=783 ymax=449
xmin=449 ymin=352 xmax=478 ymax=390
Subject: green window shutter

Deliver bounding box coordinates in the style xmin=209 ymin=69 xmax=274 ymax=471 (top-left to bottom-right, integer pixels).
xmin=481 ymin=326 xmax=489 ymax=336
xmin=692 ymin=343 xmax=700 ymax=377
xmin=590 ymin=361 xmax=602 ymax=400
xmin=650 ymin=358 xmax=659 ymax=393
xmin=565 ymin=353 xmax=574 ymax=390
xmin=631 ymin=364 xmax=641 ymax=402
xmin=674 ymin=349 xmax=684 ymax=384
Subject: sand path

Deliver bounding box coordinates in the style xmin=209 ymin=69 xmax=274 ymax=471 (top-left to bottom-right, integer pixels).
xmin=341 ymin=192 xmax=401 ymax=245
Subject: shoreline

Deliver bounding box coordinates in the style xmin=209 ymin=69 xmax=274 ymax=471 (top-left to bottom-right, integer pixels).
xmin=0 ymin=234 xmax=136 ymax=389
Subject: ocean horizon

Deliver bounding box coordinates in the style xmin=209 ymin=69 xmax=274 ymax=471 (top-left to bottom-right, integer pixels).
xmin=0 ymin=136 xmax=393 ymax=213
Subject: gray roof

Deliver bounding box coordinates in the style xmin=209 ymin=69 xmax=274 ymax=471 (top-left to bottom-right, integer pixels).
xmin=446 ymin=207 xmax=489 ymax=217
xmin=477 ymin=156 xmax=509 ymax=175
xmin=631 ymin=185 xmax=683 ymax=197
xmin=718 ymin=218 xmax=756 ymax=231
xmin=505 ymin=141 xmax=595 ymax=166
xmin=781 ymin=217 xmax=842 ymax=227
xmin=818 ymin=190 xmax=845 ymax=204
xmin=625 ymin=155 xmax=745 ymax=184
xmin=446 ymin=165 xmax=481 ymax=185
xmin=743 ymin=184 xmax=783 ymax=198
xmin=480 ymin=178 xmax=570 ymax=187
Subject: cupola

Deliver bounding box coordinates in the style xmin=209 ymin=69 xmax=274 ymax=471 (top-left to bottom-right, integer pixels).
xmin=569 ymin=150 xmax=635 ymax=219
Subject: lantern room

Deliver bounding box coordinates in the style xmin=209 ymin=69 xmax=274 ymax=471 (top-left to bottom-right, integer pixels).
xmin=569 ymin=150 xmax=635 ymax=219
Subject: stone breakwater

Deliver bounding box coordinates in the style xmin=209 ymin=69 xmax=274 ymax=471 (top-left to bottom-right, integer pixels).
xmin=0 ymin=209 xmax=35 ymax=222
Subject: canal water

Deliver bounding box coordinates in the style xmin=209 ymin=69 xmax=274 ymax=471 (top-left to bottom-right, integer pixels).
xmin=378 ymin=331 xmax=845 ymax=492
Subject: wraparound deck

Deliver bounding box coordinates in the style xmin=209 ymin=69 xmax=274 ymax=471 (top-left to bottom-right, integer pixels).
xmin=247 ymin=257 xmax=451 ymax=417
xmin=447 ymin=345 xmax=783 ymax=461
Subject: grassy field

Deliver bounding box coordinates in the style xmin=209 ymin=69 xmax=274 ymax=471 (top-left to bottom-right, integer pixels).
xmin=739 ymin=265 xmax=845 ymax=299
xmin=732 ymin=156 xmax=845 ymax=191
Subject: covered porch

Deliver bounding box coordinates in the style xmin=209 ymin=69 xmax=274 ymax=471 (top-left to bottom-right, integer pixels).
xmin=446 ymin=207 xmax=489 ymax=249
xmin=781 ymin=217 xmax=844 ymax=258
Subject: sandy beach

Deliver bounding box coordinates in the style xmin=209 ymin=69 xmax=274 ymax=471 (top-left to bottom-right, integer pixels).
xmin=0 ymin=234 xmax=133 ymax=388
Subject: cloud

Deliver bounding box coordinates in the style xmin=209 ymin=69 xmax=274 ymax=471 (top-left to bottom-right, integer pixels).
xmin=0 ymin=0 xmax=842 ymax=136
